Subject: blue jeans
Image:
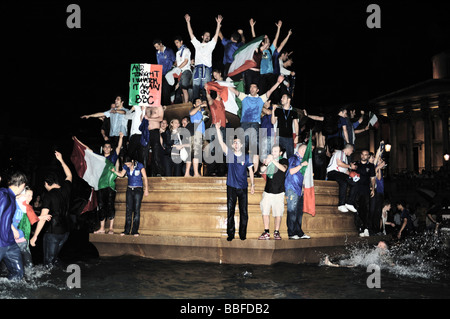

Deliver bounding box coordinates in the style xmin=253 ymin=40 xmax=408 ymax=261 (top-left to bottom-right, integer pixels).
xmin=193 ymin=65 xmax=212 ymax=100
xmin=98 ymin=187 xmax=116 ymax=221
xmin=124 ymin=187 xmax=143 ymax=235
xmin=0 ymin=243 xmax=24 ymax=280
xmin=285 ymin=189 xmax=305 ymax=237
xmin=278 ymin=136 xmax=294 ymax=159
xmin=43 ymin=232 xmax=69 ymax=266
xmin=326 ymin=170 xmax=357 ymax=206
xmin=226 ymin=186 xmax=248 ymax=240
xmin=206 ymin=125 xmax=226 ymax=175
xmin=17 ymin=240 xmax=33 ymax=268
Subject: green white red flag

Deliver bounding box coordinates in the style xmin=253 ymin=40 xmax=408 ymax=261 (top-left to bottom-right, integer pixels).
xmin=129 ymin=63 xmax=163 ymax=107
xmin=227 ymin=36 xmax=264 ymax=78
xmin=301 ymin=133 xmax=316 ymax=216
xmin=71 ymin=138 xmax=117 ymax=191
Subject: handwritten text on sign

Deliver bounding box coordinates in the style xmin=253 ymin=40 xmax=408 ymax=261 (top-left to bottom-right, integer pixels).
xmin=129 ymin=64 xmax=162 ymax=107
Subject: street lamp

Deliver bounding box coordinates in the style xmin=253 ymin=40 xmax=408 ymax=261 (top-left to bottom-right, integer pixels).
xmin=444 ymin=153 xmax=450 ymax=162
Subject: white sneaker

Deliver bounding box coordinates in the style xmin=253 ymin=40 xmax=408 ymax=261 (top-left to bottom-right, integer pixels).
xmin=338 ymin=205 xmax=349 ymax=212
xmin=300 ymin=234 xmax=311 ymax=239
xmin=289 ymin=235 xmax=300 ymax=240
xmin=345 ymin=204 xmax=357 ymax=212
xmin=359 ymin=229 xmax=370 ymax=237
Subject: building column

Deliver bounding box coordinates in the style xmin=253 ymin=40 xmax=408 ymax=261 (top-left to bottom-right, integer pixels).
xmin=440 ymin=96 xmax=449 ymax=154
xmin=405 ymin=104 xmax=415 ymax=172
xmin=388 ymin=109 xmax=398 ymax=174
xmin=421 ymin=99 xmax=432 ymax=171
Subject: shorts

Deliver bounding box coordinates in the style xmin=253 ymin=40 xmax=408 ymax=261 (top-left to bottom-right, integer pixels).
xmin=260 ymin=191 xmax=285 ymax=217
xmin=179 ymin=70 xmax=192 ymax=89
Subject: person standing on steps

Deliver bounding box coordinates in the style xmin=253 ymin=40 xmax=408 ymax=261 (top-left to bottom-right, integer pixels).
xmin=258 ymin=144 xmax=288 ymax=240
xmin=112 ymin=156 xmax=149 ymax=237
xmin=284 ymin=144 xmax=311 ymax=240
xmin=214 ymin=120 xmax=254 ymax=241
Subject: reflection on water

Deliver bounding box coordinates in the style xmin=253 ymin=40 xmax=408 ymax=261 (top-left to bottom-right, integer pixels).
xmin=1 ymin=233 xmax=450 ymax=299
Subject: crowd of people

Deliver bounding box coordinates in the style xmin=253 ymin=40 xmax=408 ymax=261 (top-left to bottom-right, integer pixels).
xmin=2 ymin=15 xmax=448 ymax=281
xmin=77 ymin=15 xmax=303 ymax=242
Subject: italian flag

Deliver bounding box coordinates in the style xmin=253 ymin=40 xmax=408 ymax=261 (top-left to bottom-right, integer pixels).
xmin=301 ymin=133 xmax=316 ymax=216
xmin=205 ymin=81 xmax=239 ymax=115
xmin=227 ymin=35 xmax=264 ymax=78
xmin=70 ymin=138 xmax=117 ymax=191
xmin=369 ymin=112 xmax=379 ymax=129
xmin=129 ymin=63 xmax=163 ymax=107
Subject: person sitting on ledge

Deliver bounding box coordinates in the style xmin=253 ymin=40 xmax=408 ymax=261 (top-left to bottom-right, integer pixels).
xmin=326 ymin=143 xmax=358 ymax=213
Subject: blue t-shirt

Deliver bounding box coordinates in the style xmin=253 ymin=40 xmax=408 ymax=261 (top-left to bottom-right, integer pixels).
xmin=239 ymin=93 xmax=268 ymax=124
xmin=260 ymin=44 xmax=275 ymax=75
xmin=156 ymin=47 xmax=176 ymax=75
xmin=0 ymin=188 xmax=18 ymax=247
xmin=285 ymin=154 xmax=304 ymax=197
xmin=376 ymin=170 xmax=384 ymax=194
xmin=272 ymin=49 xmax=281 ymax=75
xmin=260 ymin=106 xmax=273 ymax=137
xmin=106 ymin=150 xmax=119 ymax=166
xmin=327 ymin=116 xmax=347 ymax=139
xmin=123 ymin=162 xmax=145 ymax=187
xmin=226 ymin=151 xmax=253 ymax=189
xmin=190 ymin=108 xmax=205 ymax=134
xmin=222 ymin=38 xmax=243 ymax=65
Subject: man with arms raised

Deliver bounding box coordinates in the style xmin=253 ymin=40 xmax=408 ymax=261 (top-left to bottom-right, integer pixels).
xmin=185 ymin=14 xmax=223 ymax=100
xmin=31 ymin=151 xmax=73 ymax=267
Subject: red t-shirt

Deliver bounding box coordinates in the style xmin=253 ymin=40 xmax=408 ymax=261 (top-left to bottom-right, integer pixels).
xmin=210 ymin=100 xmax=226 ymax=128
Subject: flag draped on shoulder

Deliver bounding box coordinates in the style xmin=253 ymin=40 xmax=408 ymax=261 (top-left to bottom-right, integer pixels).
xmin=206 ymin=81 xmax=239 ymax=115
xmin=70 ymin=138 xmax=117 ymax=191
xmin=301 ymin=133 xmax=316 ymax=216
xmin=227 ymin=35 xmax=264 ymax=78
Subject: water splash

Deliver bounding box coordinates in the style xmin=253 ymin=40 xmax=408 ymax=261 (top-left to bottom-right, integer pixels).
xmin=0 ymin=264 xmax=71 ymax=299
xmin=387 ymin=232 xmax=450 ymax=279
xmin=321 ymin=232 xmax=450 ymax=280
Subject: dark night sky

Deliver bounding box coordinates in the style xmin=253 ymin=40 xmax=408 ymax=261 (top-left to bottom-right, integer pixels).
xmin=2 ymin=0 xmax=450 ymax=166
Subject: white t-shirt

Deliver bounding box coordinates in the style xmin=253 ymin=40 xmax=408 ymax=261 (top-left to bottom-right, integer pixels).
xmin=126 ymin=105 xmax=144 ymax=136
xmin=191 ymin=37 xmax=216 ymax=67
xmin=326 ymin=150 xmax=349 ymax=174
xmin=176 ymin=46 xmax=191 ymax=72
